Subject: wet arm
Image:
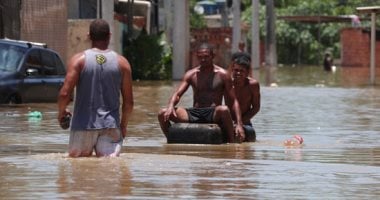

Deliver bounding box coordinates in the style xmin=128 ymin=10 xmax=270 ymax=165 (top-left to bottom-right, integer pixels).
xmin=225 ymin=78 xmax=243 ymax=126
xmin=228 ymin=82 xmax=245 ymax=141
xmin=231 ymin=92 xmax=243 ymax=126
xmin=119 ymin=56 xmax=134 ymax=136
xmin=242 ymin=82 xmax=260 ymax=124
xmin=57 ymin=53 xmax=83 ymax=121
xmin=167 ymin=74 xmax=191 ymax=109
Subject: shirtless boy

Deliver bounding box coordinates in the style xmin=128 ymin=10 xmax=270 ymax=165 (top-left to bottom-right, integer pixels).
xmin=230 ymin=52 xmax=260 ymax=142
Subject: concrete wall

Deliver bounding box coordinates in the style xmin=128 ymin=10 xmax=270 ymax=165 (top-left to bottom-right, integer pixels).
xmin=67 ymin=19 xmax=125 ymax=64
xmin=0 ymin=0 xmax=21 ymax=39
xmin=190 ymin=27 xmax=264 ymax=69
xmin=340 ymin=27 xmax=380 ymax=67
xmin=20 ymin=0 xmax=68 ymax=64
xmin=67 ymin=20 xmax=92 ymax=63
xmin=190 ymin=27 xmax=232 ymax=69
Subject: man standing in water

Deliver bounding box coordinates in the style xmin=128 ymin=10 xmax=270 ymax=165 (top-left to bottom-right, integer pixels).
xmin=229 ymin=52 xmax=260 ymax=142
xmin=58 ymin=19 xmax=134 ymax=157
xmin=158 ymin=43 xmax=245 ymax=143
xmin=323 ymin=52 xmax=333 ymax=71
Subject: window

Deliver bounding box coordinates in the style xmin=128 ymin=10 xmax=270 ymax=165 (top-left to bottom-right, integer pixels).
xmin=0 ymin=44 xmax=24 ymax=72
xmin=25 ymin=50 xmax=43 ymax=76
xmin=41 ymin=51 xmax=58 ymax=75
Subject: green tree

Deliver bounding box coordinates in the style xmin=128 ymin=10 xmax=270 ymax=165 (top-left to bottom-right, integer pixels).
xmin=123 ymin=31 xmax=172 ymax=80
xmin=242 ymin=0 xmax=379 ymax=65
xmin=190 ymin=0 xmax=207 ymax=29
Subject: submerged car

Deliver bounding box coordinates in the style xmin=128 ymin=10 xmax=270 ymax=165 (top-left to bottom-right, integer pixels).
xmin=0 ymin=38 xmax=66 ymax=104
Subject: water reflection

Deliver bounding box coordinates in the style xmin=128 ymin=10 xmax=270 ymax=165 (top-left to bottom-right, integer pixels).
xmin=258 ymin=65 xmax=380 ymax=87
xmin=56 ymin=156 xmax=132 ymax=199
xmin=0 ymin=66 xmax=380 ymax=199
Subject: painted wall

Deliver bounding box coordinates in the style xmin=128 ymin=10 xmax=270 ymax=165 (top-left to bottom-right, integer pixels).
xmin=20 ymin=0 xmax=68 ymax=64
xmin=67 ymin=19 xmax=92 ymax=64
xmin=190 ymin=27 xmax=264 ymax=69
xmin=340 ymin=27 xmax=380 ymax=67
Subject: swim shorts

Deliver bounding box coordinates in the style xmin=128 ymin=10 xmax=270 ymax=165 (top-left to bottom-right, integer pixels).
xmin=243 ymin=123 xmax=256 ymax=142
xmin=185 ymin=107 xmax=215 ymax=123
xmin=69 ymin=128 xmax=123 ymax=157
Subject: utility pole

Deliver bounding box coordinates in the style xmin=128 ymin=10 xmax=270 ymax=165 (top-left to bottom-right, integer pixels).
xmin=163 ymin=0 xmax=173 ymax=44
xmin=232 ymin=0 xmax=241 ymax=53
xmin=265 ymin=0 xmax=277 ymax=67
xmin=357 ymin=6 xmax=380 ymax=85
xmin=251 ymin=0 xmax=260 ymax=71
xmin=98 ymin=0 xmax=115 ymax=51
xmin=0 ymin=5 xmax=3 ymax=38
xmin=172 ymin=0 xmax=189 ymax=80
xmin=265 ymin=0 xmax=277 ymax=85
xmin=219 ymin=0 xmax=229 ymax=27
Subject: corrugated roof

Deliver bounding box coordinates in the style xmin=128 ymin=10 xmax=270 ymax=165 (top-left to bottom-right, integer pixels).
xmin=356 ymin=6 xmax=380 ymax=13
xmin=277 ymin=15 xmax=364 ymax=23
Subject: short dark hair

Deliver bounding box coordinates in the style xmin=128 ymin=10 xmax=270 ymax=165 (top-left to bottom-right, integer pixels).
xmin=198 ymin=43 xmax=214 ymax=55
xmin=89 ymin=19 xmax=110 ymax=41
xmin=231 ymin=52 xmax=251 ymax=69
xmin=231 ymin=52 xmax=251 ymax=62
xmin=234 ymin=56 xmax=250 ymax=70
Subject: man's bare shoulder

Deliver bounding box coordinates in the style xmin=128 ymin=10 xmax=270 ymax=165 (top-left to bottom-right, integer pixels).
xmin=213 ymin=65 xmax=229 ymax=77
xmin=187 ymin=66 xmax=201 ymax=73
xmin=68 ymin=52 xmax=85 ymax=69
xmin=117 ymin=54 xmax=128 ymax=62
xmin=183 ymin=66 xmax=200 ymax=77
xmin=247 ymin=77 xmax=260 ymax=89
xmin=213 ymin=65 xmax=227 ymax=72
xmin=248 ymin=77 xmax=259 ymax=84
xmin=70 ymin=51 xmax=85 ymax=61
xmin=117 ymin=54 xmax=131 ymax=70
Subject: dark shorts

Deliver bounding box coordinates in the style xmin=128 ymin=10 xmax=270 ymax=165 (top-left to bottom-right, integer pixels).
xmin=186 ymin=107 xmax=215 ymax=123
xmin=243 ymin=123 xmax=256 ymax=142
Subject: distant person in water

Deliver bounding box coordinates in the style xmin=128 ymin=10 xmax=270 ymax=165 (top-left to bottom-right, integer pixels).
xmin=238 ymin=41 xmax=246 ymax=52
xmin=157 ymin=43 xmax=245 ymax=143
xmin=323 ymin=52 xmax=333 ymax=71
xmin=229 ymin=52 xmax=260 ymax=142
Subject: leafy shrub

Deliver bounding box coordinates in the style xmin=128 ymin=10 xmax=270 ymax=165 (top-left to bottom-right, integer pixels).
xmin=123 ymin=31 xmax=172 ymax=80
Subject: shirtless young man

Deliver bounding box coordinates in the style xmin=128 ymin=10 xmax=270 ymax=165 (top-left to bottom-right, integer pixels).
xmin=157 ymin=43 xmax=245 ymax=143
xmin=230 ymin=52 xmax=260 ymax=142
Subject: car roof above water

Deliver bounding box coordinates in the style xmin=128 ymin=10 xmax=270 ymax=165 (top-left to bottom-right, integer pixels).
xmin=0 ymin=38 xmax=48 ymax=49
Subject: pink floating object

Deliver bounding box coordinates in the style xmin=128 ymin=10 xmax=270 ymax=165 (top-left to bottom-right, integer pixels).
xmin=293 ymin=135 xmax=303 ymax=144
xmin=284 ymin=135 xmax=304 ymax=146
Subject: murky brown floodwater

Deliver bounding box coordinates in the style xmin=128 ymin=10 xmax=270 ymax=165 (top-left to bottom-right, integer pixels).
xmin=1 ymin=66 xmax=380 ymax=199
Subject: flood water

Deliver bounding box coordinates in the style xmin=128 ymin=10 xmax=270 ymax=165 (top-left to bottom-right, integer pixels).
xmin=1 ymin=66 xmax=380 ymax=199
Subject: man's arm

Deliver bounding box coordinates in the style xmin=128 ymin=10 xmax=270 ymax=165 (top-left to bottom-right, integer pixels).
xmin=223 ymin=73 xmax=243 ymax=126
xmin=242 ymin=80 xmax=260 ymax=123
xmin=57 ymin=52 xmax=83 ymax=123
xmin=119 ymin=55 xmax=134 ymax=138
xmin=223 ymin=72 xmax=245 ymax=142
xmin=163 ymin=70 xmax=192 ymax=121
